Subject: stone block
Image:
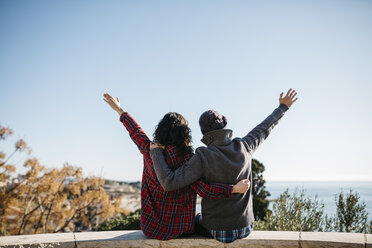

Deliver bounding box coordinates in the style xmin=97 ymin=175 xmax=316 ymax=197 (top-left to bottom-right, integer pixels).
xmin=226 ymin=231 xmax=300 ymax=248
xmin=160 ymin=237 xmax=224 ymax=248
xmin=366 ymin=234 xmax=372 ymax=248
xmin=301 ymin=232 xmax=364 ymax=248
xmin=0 ymin=232 xmax=75 ymax=248
xmin=74 ymin=230 xmax=159 ymax=248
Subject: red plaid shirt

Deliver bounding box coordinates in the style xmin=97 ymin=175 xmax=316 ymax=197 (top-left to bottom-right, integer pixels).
xmin=120 ymin=112 xmax=233 ymax=240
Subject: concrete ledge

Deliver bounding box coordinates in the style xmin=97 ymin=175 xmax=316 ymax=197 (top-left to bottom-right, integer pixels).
xmin=0 ymin=230 xmax=371 ymax=248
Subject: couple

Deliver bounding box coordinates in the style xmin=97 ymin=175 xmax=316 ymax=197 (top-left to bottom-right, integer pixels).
xmin=103 ymin=89 xmax=298 ymax=243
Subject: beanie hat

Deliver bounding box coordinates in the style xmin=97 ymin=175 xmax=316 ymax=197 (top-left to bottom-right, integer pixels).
xmin=199 ymin=110 xmax=228 ymax=135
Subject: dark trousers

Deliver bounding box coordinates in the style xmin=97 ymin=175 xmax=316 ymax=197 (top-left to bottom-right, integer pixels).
xmin=195 ymin=213 xmax=213 ymax=238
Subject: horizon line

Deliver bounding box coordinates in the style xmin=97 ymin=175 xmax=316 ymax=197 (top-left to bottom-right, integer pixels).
xmin=105 ymin=178 xmax=372 ymax=183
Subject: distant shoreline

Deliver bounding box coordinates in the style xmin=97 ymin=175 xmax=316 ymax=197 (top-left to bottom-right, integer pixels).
xmin=107 ymin=179 xmax=372 ymax=183
xmin=266 ymin=180 xmax=372 ymax=183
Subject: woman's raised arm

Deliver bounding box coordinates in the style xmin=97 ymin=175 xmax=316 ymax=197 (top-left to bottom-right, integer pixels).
xmin=104 ymin=93 xmax=151 ymax=155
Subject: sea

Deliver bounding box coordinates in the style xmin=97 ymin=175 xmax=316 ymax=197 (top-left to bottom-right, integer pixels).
xmin=196 ymin=181 xmax=372 ymax=221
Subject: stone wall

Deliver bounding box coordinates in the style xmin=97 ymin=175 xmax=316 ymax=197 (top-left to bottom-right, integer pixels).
xmin=0 ymin=230 xmax=371 ymax=248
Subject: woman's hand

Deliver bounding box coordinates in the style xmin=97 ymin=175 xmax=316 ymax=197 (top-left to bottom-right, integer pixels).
xmin=150 ymin=142 xmax=165 ymax=150
xmin=103 ymin=93 xmax=124 ymax=116
xmin=232 ymin=179 xmax=250 ymax=194
xmin=279 ymin=88 xmax=298 ymax=108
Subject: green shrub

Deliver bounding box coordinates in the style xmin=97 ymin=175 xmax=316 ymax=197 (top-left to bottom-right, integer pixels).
xmin=255 ymin=188 xmax=371 ymax=233
xmin=332 ymin=189 xmax=369 ymax=233
xmin=257 ymin=188 xmax=327 ymax=231
xmin=97 ymin=209 xmax=141 ymax=231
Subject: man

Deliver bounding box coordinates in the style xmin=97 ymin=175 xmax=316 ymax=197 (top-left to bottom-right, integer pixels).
xmin=149 ymin=89 xmax=298 ymax=243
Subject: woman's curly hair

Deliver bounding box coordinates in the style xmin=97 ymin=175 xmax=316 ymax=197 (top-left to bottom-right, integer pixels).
xmin=153 ymin=112 xmax=193 ymax=159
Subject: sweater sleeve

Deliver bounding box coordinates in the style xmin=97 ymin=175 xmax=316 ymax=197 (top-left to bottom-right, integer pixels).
xmin=242 ymin=104 xmax=289 ymax=154
xmin=150 ymin=148 xmax=203 ymax=191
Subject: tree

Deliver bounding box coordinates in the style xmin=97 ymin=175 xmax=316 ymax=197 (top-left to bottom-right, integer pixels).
xmin=0 ymin=126 xmax=31 ymax=235
xmin=251 ymin=159 xmax=271 ymax=220
xmin=333 ymin=189 xmax=368 ymax=233
xmin=0 ymin=124 xmax=125 ymax=235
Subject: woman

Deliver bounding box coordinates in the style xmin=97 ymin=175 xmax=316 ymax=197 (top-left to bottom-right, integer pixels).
xmin=103 ymin=93 xmax=249 ymax=240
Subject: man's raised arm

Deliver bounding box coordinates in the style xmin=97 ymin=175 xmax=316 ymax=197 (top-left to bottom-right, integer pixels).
xmin=242 ymin=88 xmax=298 ymax=154
xmin=150 ymin=147 xmax=203 ymax=191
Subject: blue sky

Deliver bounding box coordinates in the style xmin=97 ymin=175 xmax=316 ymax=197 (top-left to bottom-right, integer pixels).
xmin=1 ymin=0 xmax=371 ymax=181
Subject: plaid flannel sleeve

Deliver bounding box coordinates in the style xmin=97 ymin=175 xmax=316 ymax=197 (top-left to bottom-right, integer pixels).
xmin=191 ymin=180 xmax=233 ymax=199
xmin=120 ymin=112 xmax=151 ymax=155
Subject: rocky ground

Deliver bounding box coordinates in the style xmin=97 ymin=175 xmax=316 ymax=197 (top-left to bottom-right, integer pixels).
xmin=103 ymin=180 xmax=141 ymax=212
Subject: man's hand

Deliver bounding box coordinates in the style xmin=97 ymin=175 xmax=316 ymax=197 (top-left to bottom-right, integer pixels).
xmin=150 ymin=142 xmax=165 ymax=150
xmin=279 ymin=88 xmax=298 ymax=108
xmin=232 ymin=179 xmax=250 ymax=194
xmin=103 ymin=93 xmax=124 ymax=116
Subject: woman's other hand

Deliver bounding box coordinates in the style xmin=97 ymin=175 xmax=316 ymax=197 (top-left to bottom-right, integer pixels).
xmin=232 ymin=179 xmax=250 ymax=194
xmin=103 ymin=93 xmax=124 ymax=116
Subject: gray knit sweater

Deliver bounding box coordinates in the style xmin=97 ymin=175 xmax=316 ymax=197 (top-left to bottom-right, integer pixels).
xmin=150 ymin=104 xmax=289 ymax=230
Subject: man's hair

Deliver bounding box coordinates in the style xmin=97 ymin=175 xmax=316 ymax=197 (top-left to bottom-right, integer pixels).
xmin=153 ymin=112 xmax=193 ymax=159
